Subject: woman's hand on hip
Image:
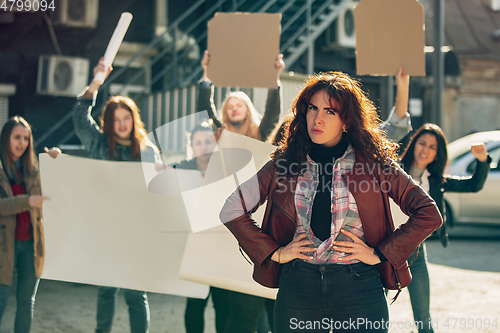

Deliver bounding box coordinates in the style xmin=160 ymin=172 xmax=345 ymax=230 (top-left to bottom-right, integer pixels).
xmin=271 ymin=233 xmax=317 ymax=264
xmin=332 ymin=229 xmax=381 ymax=265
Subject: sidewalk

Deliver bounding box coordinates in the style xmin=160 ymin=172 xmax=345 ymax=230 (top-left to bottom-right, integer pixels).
xmin=0 ymin=280 xmax=197 ymax=333
xmin=1 ymin=238 xmax=499 ymax=333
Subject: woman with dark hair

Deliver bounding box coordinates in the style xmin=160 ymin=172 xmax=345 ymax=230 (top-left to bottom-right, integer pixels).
xmin=220 ymin=72 xmax=442 ymax=333
xmin=398 ymin=123 xmax=490 ymax=333
xmin=0 ymin=116 xmax=59 ymax=332
xmin=172 ymin=122 xmax=231 ymax=333
xmin=73 ymin=59 xmax=162 ymax=333
xmin=173 ymin=122 xmax=217 ymax=174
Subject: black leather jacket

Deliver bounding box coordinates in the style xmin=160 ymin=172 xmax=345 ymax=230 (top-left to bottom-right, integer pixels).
xmin=428 ymin=156 xmax=491 ymax=247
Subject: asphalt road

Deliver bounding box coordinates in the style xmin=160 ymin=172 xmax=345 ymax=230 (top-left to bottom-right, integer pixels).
xmin=1 ymin=225 xmax=499 ymax=333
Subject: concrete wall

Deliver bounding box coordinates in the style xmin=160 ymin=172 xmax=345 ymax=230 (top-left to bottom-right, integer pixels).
xmin=442 ymin=58 xmax=500 ymax=142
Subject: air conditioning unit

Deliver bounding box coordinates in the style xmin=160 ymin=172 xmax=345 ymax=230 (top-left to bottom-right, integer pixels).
xmin=52 ymin=0 xmax=99 ymax=28
xmin=325 ymin=1 xmax=357 ymax=48
xmin=37 ymin=55 xmax=90 ymax=97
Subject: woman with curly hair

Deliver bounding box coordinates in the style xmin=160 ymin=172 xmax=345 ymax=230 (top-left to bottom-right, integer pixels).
xmin=220 ymin=72 xmax=442 ymax=332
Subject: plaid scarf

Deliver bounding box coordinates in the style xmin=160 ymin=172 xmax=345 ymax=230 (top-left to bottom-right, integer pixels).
xmin=294 ymin=144 xmax=366 ymax=264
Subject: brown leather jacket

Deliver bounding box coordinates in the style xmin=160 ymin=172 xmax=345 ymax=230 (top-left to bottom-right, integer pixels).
xmin=220 ymin=152 xmax=442 ymax=290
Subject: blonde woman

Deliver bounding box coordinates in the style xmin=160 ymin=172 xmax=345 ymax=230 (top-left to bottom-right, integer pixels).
xmin=198 ymin=50 xmax=285 ymax=141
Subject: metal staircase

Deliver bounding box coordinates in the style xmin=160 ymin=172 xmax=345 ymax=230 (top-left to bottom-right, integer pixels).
xmin=36 ymin=0 xmax=354 ymax=148
xmin=280 ymin=0 xmax=354 ymax=69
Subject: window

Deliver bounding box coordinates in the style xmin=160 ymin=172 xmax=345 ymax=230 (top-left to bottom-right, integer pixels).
xmin=466 ymin=144 xmax=500 ymax=173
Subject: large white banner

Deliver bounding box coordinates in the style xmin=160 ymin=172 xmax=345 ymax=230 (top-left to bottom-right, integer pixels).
xmin=178 ymin=131 xmax=279 ymax=299
xmin=39 ymin=154 xmax=209 ymax=298
xmin=40 ymin=130 xmax=279 ymax=299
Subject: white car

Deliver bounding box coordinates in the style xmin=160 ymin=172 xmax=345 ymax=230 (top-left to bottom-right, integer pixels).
xmin=444 ymin=131 xmax=500 ymax=226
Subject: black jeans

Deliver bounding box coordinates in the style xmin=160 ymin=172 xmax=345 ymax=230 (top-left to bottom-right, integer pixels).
xmin=184 ymin=287 xmax=231 ymax=333
xmin=224 ymin=291 xmax=268 ymax=333
xmin=274 ymin=260 xmax=389 ymax=333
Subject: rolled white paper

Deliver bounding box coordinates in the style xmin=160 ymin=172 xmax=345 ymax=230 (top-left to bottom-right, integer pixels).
xmin=94 ymin=12 xmax=133 ymax=84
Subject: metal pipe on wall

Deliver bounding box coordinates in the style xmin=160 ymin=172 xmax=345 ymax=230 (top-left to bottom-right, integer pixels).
xmin=432 ymin=0 xmax=444 ymax=126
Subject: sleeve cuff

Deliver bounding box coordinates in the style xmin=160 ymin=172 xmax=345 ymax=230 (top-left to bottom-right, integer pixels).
xmin=480 ymin=155 xmax=492 ymax=164
xmin=77 ymin=89 xmax=98 ymax=105
xmin=387 ymin=107 xmax=411 ymax=127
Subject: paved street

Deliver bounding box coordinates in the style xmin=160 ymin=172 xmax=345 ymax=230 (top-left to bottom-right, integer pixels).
xmin=1 ymin=225 xmax=499 ymax=333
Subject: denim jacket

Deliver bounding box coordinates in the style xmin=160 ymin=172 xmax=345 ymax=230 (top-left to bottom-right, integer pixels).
xmin=72 ymin=95 xmax=160 ymax=163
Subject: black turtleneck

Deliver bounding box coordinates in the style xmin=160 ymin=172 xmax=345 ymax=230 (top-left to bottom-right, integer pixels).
xmin=308 ymin=134 xmax=348 ymax=241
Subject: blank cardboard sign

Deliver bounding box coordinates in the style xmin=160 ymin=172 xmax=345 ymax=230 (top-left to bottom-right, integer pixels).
xmin=207 ymin=12 xmax=281 ymax=88
xmin=355 ymin=0 xmax=425 ymax=76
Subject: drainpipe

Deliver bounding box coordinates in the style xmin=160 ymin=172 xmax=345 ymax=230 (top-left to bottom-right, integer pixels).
xmin=156 ymin=0 xmax=168 ymax=37
xmin=307 ymin=0 xmax=314 ymax=74
xmin=432 ymin=0 xmax=444 ymax=126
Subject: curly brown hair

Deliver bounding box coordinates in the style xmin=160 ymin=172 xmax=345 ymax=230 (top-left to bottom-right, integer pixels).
xmin=272 ymin=72 xmax=398 ymax=175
